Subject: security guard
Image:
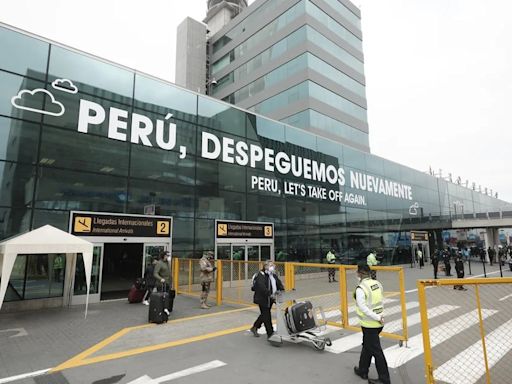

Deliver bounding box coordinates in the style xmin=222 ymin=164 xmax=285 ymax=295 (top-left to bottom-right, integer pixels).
xmin=199 ymin=251 xmax=216 ymax=309
xmin=367 ymin=250 xmax=379 ymax=280
xmin=326 ymin=248 xmax=337 ymax=282
xmin=353 ymin=262 xmax=390 ymax=384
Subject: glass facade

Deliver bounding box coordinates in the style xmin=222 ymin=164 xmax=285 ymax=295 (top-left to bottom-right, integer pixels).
xmin=208 ymin=0 xmax=367 ymax=150
xmin=1 ymin=23 xmax=510 ymax=281
xmin=250 ymin=80 xmax=367 ymax=123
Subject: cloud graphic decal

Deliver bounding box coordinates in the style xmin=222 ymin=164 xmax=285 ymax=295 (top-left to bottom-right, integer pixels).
xmin=52 ymin=78 xmax=78 ymax=94
xmin=409 ymin=202 xmax=419 ymax=216
xmin=11 ymin=88 xmax=65 ymax=116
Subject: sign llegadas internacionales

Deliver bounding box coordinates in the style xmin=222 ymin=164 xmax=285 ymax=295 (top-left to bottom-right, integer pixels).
xmin=70 ymin=211 xmax=172 ymax=238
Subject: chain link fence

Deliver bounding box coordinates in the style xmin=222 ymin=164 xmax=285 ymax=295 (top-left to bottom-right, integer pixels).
xmin=418 ymin=277 xmax=512 ymax=384
xmin=288 ymin=262 xmax=343 ymax=326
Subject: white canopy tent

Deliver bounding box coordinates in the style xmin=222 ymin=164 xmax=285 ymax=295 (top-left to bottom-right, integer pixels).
xmin=0 ymin=225 xmax=94 ymax=317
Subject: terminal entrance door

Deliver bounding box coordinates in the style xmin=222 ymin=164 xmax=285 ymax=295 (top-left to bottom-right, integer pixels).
xmin=216 ymin=243 xmax=272 ymax=263
xmin=412 ymin=241 xmax=430 ymax=266
xmin=101 ymin=243 xmax=143 ymax=300
xmin=216 ymin=243 xmax=273 ymax=282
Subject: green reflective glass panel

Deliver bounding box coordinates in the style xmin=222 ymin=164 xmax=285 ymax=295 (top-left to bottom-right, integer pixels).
xmin=0 ymin=116 xmax=40 ymax=164
xmin=0 ymin=27 xmax=48 ymax=80
xmin=39 ymin=125 xmax=130 ymax=176
xmin=49 ymin=45 xmax=134 ymax=99
xmin=0 ymin=71 xmax=46 ymax=122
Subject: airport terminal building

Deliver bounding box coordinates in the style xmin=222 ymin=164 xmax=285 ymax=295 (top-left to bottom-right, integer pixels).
xmin=0 ymin=18 xmax=510 ymax=308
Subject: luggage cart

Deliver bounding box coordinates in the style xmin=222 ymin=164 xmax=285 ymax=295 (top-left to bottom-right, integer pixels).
xmin=268 ymin=291 xmax=333 ymax=351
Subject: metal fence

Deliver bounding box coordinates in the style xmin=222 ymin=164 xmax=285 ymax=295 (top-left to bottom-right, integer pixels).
xmin=341 ymin=265 xmax=408 ymax=343
xmin=417 ymin=277 xmax=512 ymax=384
xmin=173 ymin=258 xmax=407 ymax=342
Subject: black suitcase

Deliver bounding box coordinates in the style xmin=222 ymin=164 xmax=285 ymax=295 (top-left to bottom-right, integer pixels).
xmin=285 ymin=301 xmax=316 ymax=334
xmin=149 ymin=285 xmax=170 ymax=324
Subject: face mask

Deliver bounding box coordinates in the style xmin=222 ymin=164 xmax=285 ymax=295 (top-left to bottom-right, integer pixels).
xmin=268 ymin=266 xmax=275 ymax=273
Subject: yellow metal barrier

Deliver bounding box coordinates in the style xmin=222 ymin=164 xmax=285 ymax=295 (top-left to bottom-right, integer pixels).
xmin=287 ymin=262 xmax=407 ymax=342
xmin=173 ymin=258 xmax=407 ymax=343
xmin=418 ymin=277 xmax=512 ymax=384
xmin=342 ymin=265 xmax=408 ymax=343
xmin=174 ymin=258 xmax=217 ymax=302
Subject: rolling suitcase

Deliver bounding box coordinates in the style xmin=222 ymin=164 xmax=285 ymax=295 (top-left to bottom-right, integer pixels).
xmin=285 ymin=301 xmax=316 ymax=334
xmin=149 ymin=284 xmax=170 ymax=324
xmin=128 ymin=285 xmax=145 ymax=303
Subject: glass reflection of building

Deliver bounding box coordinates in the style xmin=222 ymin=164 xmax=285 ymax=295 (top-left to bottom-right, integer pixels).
xmin=1 ymin=24 xmax=511 ymax=303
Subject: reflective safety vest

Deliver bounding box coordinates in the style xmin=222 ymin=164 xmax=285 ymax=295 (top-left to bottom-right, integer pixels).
xmin=54 ymin=255 xmax=64 ymax=269
xmin=367 ymin=253 xmax=378 ymax=266
xmin=354 ymin=278 xmax=384 ymax=328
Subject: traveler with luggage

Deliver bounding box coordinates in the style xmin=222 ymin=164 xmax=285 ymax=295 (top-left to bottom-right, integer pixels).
xmin=367 ymin=250 xmax=379 ymax=279
xmin=250 ymin=260 xmax=284 ymax=339
xmin=353 ymin=262 xmax=390 ymax=384
xmin=199 ymin=251 xmax=216 ymax=309
xmin=142 ymin=257 xmax=157 ymax=305
xmin=150 ymin=251 xmax=173 ymax=322
xmin=326 ymin=248 xmax=337 ymax=282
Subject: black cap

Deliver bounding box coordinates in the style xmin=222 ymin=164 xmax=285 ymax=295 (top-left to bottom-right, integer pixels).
xmin=357 ymin=261 xmax=370 ymax=274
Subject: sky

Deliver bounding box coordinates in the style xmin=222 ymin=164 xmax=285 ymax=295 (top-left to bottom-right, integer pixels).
xmin=1 ymin=0 xmax=511 ymax=203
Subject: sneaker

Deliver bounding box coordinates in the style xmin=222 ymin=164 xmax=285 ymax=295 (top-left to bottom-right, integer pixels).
xmin=142 ymin=300 xmax=149 ymax=306
xmin=200 ymin=303 xmax=209 ymax=309
xmin=250 ymin=326 xmax=260 ymax=337
xmin=332 ymin=279 xmax=337 ymax=282
xmin=164 ymin=309 xmax=170 ymax=316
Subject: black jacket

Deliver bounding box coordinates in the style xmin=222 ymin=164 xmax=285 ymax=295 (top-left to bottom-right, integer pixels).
xmin=253 ymin=271 xmax=284 ymax=308
xmin=455 ymin=258 xmax=464 ymax=276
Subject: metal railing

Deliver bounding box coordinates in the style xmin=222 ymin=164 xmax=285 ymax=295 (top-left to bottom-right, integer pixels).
xmin=417 ymin=277 xmax=512 ymax=384
xmin=173 ymin=258 xmax=407 ymax=342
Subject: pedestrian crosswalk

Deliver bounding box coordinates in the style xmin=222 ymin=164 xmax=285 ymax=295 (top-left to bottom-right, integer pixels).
xmin=249 ymin=294 xmax=511 ymax=384
xmin=325 ymin=303 xmax=455 ymax=354
xmin=384 ymin=309 xmax=496 ymax=368
xmin=321 ymin=300 xmax=511 ymax=384
xmin=434 ymin=318 xmax=512 ymax=384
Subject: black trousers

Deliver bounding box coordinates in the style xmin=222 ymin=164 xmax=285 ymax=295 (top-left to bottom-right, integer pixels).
xmin=254 ymin=304 xmax=273 ymax=337
xmin=432 ymin=262 xmax=438 ymax=279
xmin=358 ymin=327 xmax=390 ymax=384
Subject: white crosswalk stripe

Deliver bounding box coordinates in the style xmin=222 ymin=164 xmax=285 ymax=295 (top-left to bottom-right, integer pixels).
xmin=323 ymin=298 xmax=397 ymax=320
xmin=385 ymin=309 xmax=497 ymax=368
xmin=434 ymin=318 xmax=512 ymax=384
xmin=325 ymin=303 xmax=455 ymax=354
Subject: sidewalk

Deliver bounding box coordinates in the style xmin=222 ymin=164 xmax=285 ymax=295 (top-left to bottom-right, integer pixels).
xmin=0 ymin=261 xmax=509 ymax=381
xmin=0 ymin=295 xmax=249 ymax=380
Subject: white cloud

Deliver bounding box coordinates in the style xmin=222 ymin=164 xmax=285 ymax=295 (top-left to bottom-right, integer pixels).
xmin=11 ymin=88 xmax=65 ymax=116
xmin=52 ymin=78 xmax=78 ymax=94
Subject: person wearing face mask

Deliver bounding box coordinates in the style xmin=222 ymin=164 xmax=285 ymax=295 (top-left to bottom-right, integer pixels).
xmin=353 ymin=262 xmax=390 ymax=384
xmin=250 ymin=260 xmax=284 ymax=339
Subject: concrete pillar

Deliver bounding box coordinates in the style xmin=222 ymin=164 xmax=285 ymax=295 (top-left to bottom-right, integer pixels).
xmin=483 ymin=229 xmax=492 ymax=263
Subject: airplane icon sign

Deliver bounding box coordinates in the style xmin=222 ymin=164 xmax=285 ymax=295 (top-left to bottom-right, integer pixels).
xmin=74 ymin=217 xmax=92 ymax=233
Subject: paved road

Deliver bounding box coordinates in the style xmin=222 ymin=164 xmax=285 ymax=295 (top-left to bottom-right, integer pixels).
xmin=1 ymin=261 xmax=510 ymax=384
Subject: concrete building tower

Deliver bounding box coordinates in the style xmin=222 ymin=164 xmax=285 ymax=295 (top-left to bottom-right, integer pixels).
xmin=175 ymin=17 xmax=208 ymax=94
xmin=205 ymin=0 xmax=248 ymax=36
